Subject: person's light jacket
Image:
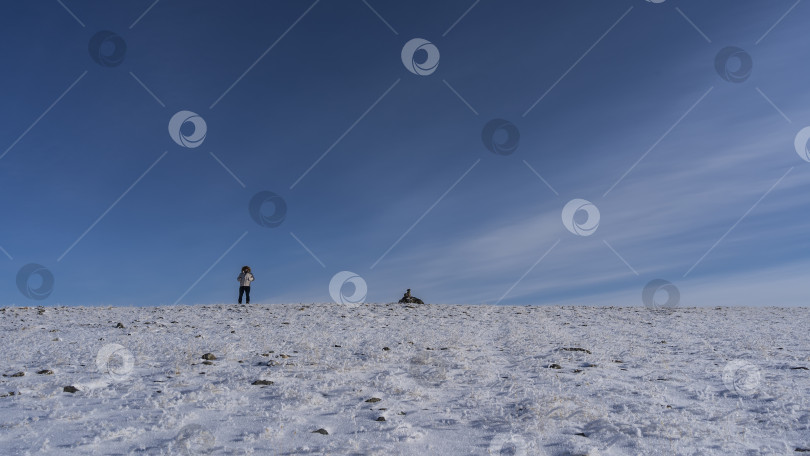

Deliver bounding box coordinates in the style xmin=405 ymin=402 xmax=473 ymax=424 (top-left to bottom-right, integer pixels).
xmin=238 ymin=272 xmax=254 ymax=287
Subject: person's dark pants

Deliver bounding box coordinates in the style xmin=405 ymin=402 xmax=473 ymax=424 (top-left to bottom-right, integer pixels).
xmin=238 ymin=286 xmax=250 ymax=304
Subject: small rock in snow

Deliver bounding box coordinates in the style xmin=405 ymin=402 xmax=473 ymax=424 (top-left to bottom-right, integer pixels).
xmin=63 ymin=385 xmax=79 ymax=393
xmin=37 ymin=369 xmax=53 ymax=375
xmin=312 ymin=428 xmax=328 ymax=435
xmin=562 ymin=347 xmax=592 ymax=354
xmin=202 ymin=353 xmax=216 ymax=360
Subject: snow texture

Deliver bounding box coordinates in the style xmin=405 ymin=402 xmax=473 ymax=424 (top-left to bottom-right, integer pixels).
xmin=0 ymin=303 xmax=808 ymax=455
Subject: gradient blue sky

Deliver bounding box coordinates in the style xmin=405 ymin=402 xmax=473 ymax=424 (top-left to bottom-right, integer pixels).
xmin=2 ymin=0 xmax=809 ymax=307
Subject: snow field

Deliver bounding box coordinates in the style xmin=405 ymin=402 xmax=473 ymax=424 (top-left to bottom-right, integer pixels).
xmin=0 ymin=303 xmax=808 ymax=455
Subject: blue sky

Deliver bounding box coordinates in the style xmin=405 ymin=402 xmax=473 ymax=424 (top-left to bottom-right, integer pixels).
xmin=1 ymin=0 xmax=809 ymax=307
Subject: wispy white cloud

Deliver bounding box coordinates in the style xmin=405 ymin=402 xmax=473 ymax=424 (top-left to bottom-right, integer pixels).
xmin=363 ymin=91 xmax=810 ymax=305
xmin=550 ymin=259 xmax=810 ymax=308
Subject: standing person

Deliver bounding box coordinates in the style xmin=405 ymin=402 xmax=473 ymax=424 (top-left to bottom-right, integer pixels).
xmin=237 ymin=266 xmax=254 ymax=304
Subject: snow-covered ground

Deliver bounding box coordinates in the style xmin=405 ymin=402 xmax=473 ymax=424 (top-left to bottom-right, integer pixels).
xmin=0 ymin=303 xmax=808 ymax=455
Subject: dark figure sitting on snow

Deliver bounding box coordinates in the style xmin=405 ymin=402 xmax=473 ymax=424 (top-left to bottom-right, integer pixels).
xmin=398 ymin=289 xmax=424 ymax=304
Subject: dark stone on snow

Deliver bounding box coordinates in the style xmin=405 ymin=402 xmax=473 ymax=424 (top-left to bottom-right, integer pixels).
xmin=202 ymin=361 xmax=213 ymax=365
xmin=115 ymin=323 xmax=125 ymax=329
xmin=791 ymin=367 xmax=808 ymax=370
xmin=252 ymin=380 xmax=274 ymax=385
xmin=561 ymin=347 xmax=592 ymax=354
xmin=375 ymin=416 xmax=386 ymax=421
xmin=548 ymin=364 xmax=562 ymax=369
xmin=9 ymin=372 xmax=24 ymax=377
xmin=202 ymin=353 xmax=216 ymax=360
xmin=63 ymin=385 xmax=79 ymax=393
xmin=365 ymin=397 xmax=382 ymax=403
xmin=37 ymin=370 xmax=53 ymax=375
xmin=312 ymin=428 xmax=328 ymax=435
